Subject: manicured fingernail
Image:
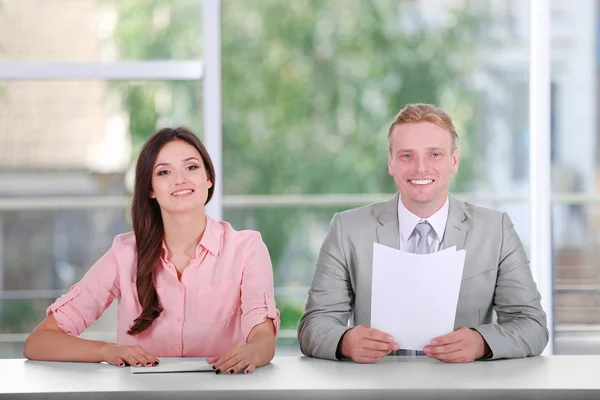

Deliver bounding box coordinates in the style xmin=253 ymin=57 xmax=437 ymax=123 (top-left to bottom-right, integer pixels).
xmin=393 ymin=344 xmax=399 ymax=350
xmin=215 ymin=369 xmax=221 ymax=374
xmin=244 ymin=370 xmax=249 ymax=374
xmin=155 ymin=360 xmax=160 ymax=364
xmin=135 ymin=362 xmax=141 ymax=366
xmin=146 ymin=362 xmax=151 ymax=366
xmin=119 ymin=363 xmax=124 ymax=367
xmin=212 ymin=365 xmax=216 ymax=370
xmin=229 ymin=369 xmax=234 ymax=374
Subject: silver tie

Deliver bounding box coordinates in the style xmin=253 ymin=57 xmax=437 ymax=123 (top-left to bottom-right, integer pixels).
xmin=414 ymin=221 xmax=433 ymax=254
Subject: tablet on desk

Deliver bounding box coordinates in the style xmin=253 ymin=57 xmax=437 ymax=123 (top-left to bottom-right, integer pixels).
xmin=130 ymin=358 xmax=214 ymax=374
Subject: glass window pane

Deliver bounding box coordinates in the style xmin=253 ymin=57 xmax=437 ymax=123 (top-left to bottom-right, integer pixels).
xmin=550 ymin=0 xmax=600 ymax=354
xmin=0 ymin=80 xmax=202 ymax=171
xmin=0 ymin=0 xmax=201 ymax=62
xmin=0 ymin=78 xmax=201 ymax=357
xmin=221 ymin=0 xmax=530 ymax=352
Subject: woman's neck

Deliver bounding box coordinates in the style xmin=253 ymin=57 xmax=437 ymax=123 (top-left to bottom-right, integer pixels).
xmin=162 ymin=208 xmax=208 ymax=261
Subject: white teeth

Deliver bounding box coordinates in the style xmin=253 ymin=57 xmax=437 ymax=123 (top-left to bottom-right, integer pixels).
xmin=173 ymin=190 xmax=193 ymax=195
xmin=410 ymin=179 xmax=433 ymax=185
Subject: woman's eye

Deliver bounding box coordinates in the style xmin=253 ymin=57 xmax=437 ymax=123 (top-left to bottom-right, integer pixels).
xmin=187 ymin=165 xmax=198 ymax=170
xmin=157 ymin=170 xmax=169 ymax=176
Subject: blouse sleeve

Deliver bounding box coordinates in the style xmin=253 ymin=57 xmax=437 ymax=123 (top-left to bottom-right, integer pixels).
xmin=239 ymin=232 xmax=281 ymax=341
xmin=46 ymin=236 xmax=121 ymax=336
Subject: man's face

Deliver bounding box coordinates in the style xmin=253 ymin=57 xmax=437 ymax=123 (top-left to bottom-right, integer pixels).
xmin=388 ymin=122 xmax=458 ymax=217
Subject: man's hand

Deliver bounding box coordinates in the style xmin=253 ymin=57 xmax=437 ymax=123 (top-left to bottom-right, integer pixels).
xmin=340 ymin=325 xmax=399 ymax=363
xmin=423 ymin=327 xmax=489 ymax=363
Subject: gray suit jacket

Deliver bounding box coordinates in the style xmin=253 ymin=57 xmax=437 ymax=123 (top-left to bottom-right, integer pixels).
xmin=298 ymin=193 xmax=549 ymax=361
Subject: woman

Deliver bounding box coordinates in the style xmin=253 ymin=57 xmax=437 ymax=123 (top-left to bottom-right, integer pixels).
xmin=24 ymin=127 xmax=280 ymax=375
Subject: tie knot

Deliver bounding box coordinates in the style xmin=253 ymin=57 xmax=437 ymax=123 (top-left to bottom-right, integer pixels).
xmin=414 ymin=221 xmax=433 ymax=239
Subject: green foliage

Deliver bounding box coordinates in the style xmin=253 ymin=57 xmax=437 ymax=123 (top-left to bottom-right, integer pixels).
xmin=0 ymin=300 xmax=36 ymax=334
xmin=276 ymin=298 xmax=305 ymax=330
xmin=107 ymin=0 xmax=203 ymax=155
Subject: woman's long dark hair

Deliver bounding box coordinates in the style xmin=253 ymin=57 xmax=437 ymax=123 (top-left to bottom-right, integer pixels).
xmin=127 ymin=127 xmax=215 ymax=335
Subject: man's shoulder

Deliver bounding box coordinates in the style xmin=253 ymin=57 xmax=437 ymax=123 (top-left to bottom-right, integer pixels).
xmin=454 ymin=198 xmax=507 ymax=228
xmin=334 ymin=198 xmax=390 ymax=224
xmin=462 ymin=201 xmax=505 ymax=218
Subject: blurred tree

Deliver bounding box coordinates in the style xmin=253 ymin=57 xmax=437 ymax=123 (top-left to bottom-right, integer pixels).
xmin=110 ymin=0 xmax=494 ymax=330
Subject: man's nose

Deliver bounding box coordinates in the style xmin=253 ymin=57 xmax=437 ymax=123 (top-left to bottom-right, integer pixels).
xmin=415 ymin=155 xmax=428 ymax=173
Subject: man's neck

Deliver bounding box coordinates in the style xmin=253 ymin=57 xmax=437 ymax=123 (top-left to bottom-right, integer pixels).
xmin=401 ymin=195 xmax=448 ymax=219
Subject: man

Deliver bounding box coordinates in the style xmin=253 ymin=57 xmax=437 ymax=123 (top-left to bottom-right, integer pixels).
xmin=297 ymin=103 xmax=548 ymax=363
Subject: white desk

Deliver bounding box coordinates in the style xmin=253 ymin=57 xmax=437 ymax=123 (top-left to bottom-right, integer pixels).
xmin=2 ymin=355 xmax=599 ymax=399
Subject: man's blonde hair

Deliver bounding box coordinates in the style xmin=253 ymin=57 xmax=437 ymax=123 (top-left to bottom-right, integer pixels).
xmin=387 ymin=103 xmax=458 ymax=152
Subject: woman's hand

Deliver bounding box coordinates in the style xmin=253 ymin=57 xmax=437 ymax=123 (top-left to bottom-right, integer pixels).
xmin=207 ymin=344 xmax=260 ymax=375
xmin=100 ymin=343 xmax=159 ymax=367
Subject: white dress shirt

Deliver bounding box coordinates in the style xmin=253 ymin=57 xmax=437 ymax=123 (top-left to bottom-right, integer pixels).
xmin=395 ymin=197 xmax=450 ymax=356
xmin=397 ymin=196 xmax=449 ymax=253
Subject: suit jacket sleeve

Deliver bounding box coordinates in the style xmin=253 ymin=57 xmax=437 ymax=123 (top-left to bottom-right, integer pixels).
xmin=297 ymin=213 xmax=354 ymax=360
xmin=472 ymin=213 xmax=549 ymax=359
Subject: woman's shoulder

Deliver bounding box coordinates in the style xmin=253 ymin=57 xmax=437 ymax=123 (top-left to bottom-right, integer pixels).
xmin=216 ymin=219 xmax=266 ymax=250
xmin=112 ymin=231 xmax=137 ymax=247
xmin=107 ymin=231 xmax=138 ymax=261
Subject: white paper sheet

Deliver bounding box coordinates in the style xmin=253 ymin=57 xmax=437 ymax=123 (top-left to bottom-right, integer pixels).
xmin=370 ymin=243 xmax=465 ymax=351
xmin=130 ymin=357 xmax=213 ymax=374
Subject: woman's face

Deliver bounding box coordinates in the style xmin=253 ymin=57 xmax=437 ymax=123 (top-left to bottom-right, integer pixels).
xmin=150 ymin=140 xmax=212 ymax=215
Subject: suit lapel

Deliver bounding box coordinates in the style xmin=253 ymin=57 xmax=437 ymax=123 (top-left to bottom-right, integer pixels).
xmin=375 ymin=192 xmax=400 ymax=250
xmin=442 ymin=196 xmax=468 ymax=251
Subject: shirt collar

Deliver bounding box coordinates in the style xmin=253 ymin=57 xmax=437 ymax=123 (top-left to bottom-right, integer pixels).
xmin=397 ymin=196 xmax=449 ymax=242
xmin=161 ymin=215 xmax=222 ymax=260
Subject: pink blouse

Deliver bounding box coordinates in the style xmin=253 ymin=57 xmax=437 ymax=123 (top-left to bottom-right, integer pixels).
xmin=47 ymin=216 xmax=280 ymax=357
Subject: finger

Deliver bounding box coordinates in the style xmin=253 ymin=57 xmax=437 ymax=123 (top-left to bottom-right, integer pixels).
xmin=365 ymin=328 xmax=395 ymax=343
xmin=207 ymin=357 xmax=218 ymax=364
xmin=132 ymin=346 xmax=158 ymax=366
xmin=212 ymin=347 xmax=240 ymax=368
xmin=353 ymin=354 xmax=386 ymax=364
xmin=213 ymin=350 xmax=239 ymax=373
xmin=114 ymin=357 xmax=126 ymax=367
xmin=430 ymin=330 xmax=463 ymax=346
xmin=362 ymin=338 xmax=399 ymax=352
xmin=427 ymin=348 xmax=464 ymax=363
xmin=226 ymin=359 xmax=250 ymax=375
xmin=216 ymin=353 xmax=242 ymax=375
xmin=243 ymin=364 xmax=256 ymax=375
xmin=124 ymin=352 xmax=148 ymax=368
xmin=130 ymin=349 xmax=156 ymax=367
xmin=358 ymin=348 xmax=391 ymax=359
xmin=424 ymin=341 xmax=463 ymax=355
